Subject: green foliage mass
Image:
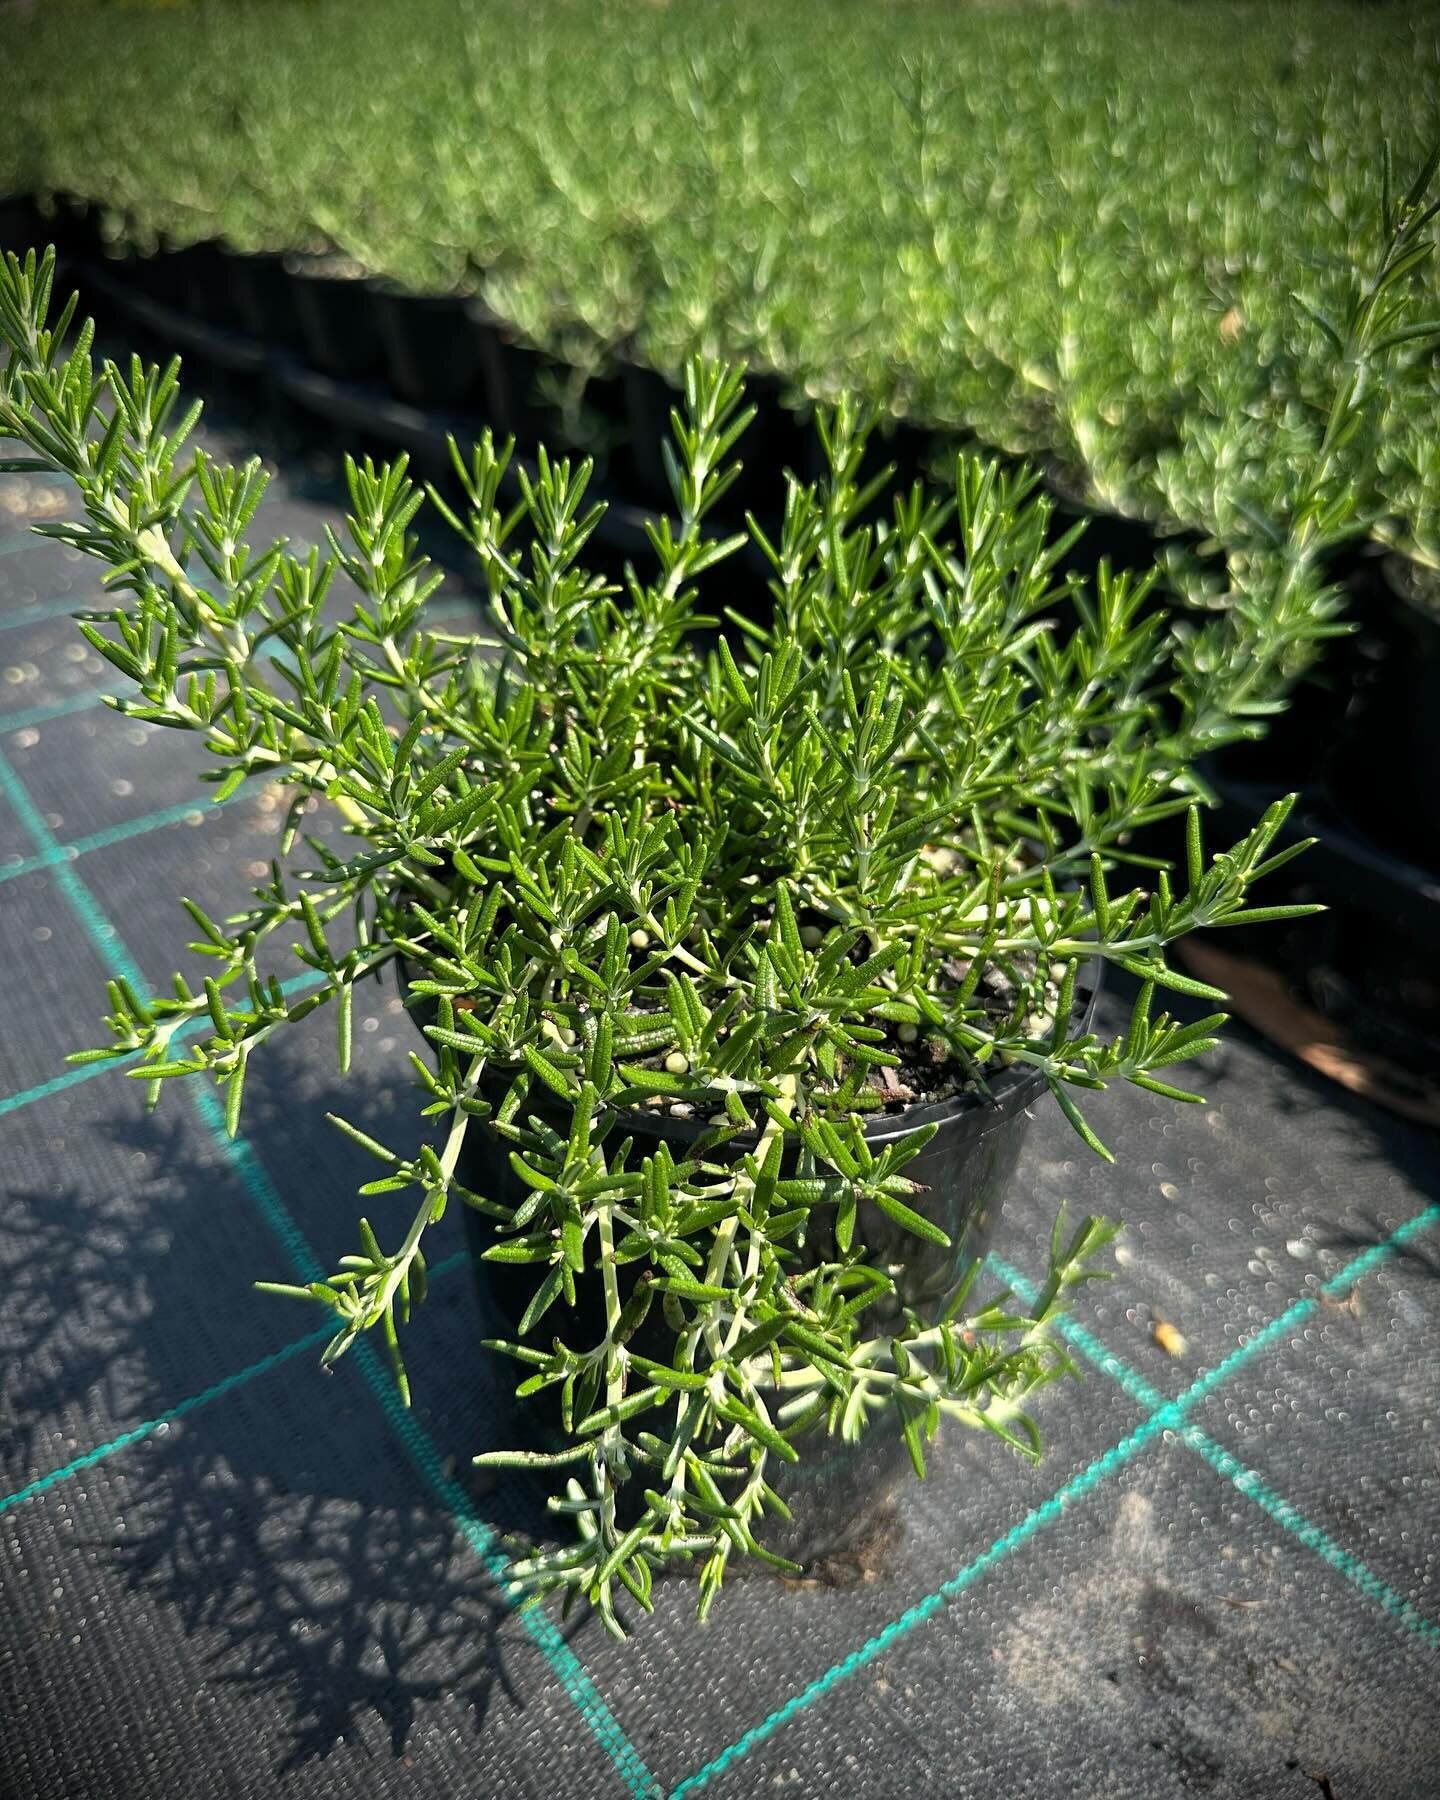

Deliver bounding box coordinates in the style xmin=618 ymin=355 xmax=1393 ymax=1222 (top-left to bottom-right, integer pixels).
xmin=7 ymin=233 xmax=1388 ymax=1628
xmin=0 ymin=0 xmax=1436 ymax=570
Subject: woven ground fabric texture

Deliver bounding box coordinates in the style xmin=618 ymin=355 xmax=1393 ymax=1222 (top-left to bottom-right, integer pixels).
xmin=1 ymin=413 xmax=1439 ymax=1800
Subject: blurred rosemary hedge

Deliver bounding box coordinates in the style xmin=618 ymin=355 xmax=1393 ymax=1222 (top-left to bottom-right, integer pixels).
xmin=0 ymin=0 xmax=1436 ymax=569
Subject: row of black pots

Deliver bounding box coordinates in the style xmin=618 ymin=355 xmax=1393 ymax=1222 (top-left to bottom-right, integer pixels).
xmin=0 ymin=196 xmax=1362 ymax=553
xmin=1205 ymin=550 xmax=1440 ymax=868
xmin=1182 ymin=746 xmax=1440 ymax=1082
xmin=5 ymin=193 xmax=1220 ymax=625
xmin=0 ymin=191 xmax=1177 ymax=567
xmin=126 ymin=244 xmax=571 ymax=453
xmin=12 ymin=196 xmax=1438 ymax=841
xmin=54 ymin=249 xmax=783 ymax=622
xmin=1 ymin=196 xmax=589 ymax=461
xmin=8 ymin=192 xmax=1438 ymax=992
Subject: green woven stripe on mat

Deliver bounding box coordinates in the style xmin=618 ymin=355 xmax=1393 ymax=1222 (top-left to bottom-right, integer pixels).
xmin=992 ymin=1251 xmax=1440 ymax=1651
xmin=0 ymin=741 xmax=664 ymax=1800
xmin=670 ymin=1203 xmax=1440 ymax=1796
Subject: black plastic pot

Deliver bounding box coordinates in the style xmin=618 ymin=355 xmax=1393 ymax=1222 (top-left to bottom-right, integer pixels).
xmin=407 ymin=975 xmax=1095 ymax=1566
xmin=288 ymin=260 xmax=387 ymax=383
xmin=465 ymin=302 xmax=559 ymax=449
xmin=622 ymin=365 xmax=959 ymax=532
xmin=619 ymin=362 xmax=685 ymax=505
xmin=144 ymin=241 xmax=243 ymax=332
xmin=225 ymin=251 xmax=305 ymax=349
xmin=622 ymin=363 xmax=819 ymax=517
xmin=36 ymin=192 xmax=103 ymax=264
xmin=0 ymin=195 xmax=50 ymax=258
xmin=733 ymin=373 xmax=826 ymax=509
xmin=1322 ymin=568 xmax=1440 ymax=864
xmin=370 ymin=286 xmax=490 ymax=415
xmin=115 ymin=247 xmax=192 ymax=312
xmin=878 ymin=417 xmax=946 ymax=493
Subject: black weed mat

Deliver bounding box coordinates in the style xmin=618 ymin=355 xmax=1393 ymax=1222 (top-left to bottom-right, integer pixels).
xmin=1 ymin=411 xmax=1438 ymax=1800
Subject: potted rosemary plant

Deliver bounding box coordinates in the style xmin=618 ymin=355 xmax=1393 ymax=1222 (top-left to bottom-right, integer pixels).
xmin=0 ymin=252 xmax=1318 ymax=1634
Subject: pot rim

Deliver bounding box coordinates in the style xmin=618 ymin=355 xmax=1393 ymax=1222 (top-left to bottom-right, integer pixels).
xmin=398 ymin=960 xmax=1102 ymax=1151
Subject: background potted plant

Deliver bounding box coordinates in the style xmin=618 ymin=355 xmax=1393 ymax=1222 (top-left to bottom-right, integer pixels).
xmin=0 ymin=252 xmax=1328 ymax=1635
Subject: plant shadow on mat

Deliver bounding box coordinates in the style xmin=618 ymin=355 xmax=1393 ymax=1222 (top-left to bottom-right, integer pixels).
xmin=1 ymin=1059 xmax=583 ymax=1770
xmin=104 ymin=1418 xmax=519 ymax=1774
xmin=2 ymin=1032 xmax=1092 ymax=1773
xmin=1230 ymin=1034 xmax=1440 ymax=1210
xmin=5 ymin=1028 xmax=999 ymax=1768
xmin=1308 ymin=1211 xmax=1440 ymax=1287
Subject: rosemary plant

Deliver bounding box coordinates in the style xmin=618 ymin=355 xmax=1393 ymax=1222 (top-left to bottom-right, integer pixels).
xmin=1167 ymin=140 xmax=1440 ymax=744
xmin=0 ymin=255 xmax=1329 ymax=1635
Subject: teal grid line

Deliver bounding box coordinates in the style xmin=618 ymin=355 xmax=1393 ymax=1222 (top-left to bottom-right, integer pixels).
xmin=0 ymin=742 xmax=663 ymax=1800
xmin=0 ymin=1252 xmax=469 ymax=1520
xmin=671 ymin=1413 xmax=1166 ymax=1800
xmin=1180 ymin=1425 xmax=1440 ymax=1649
xmin=3 ymin=1324 xmax=329 ymax=1515
xmin=669 ymin=1205 xmax=1440 ymax=1798
xmin=182 ymin=1060 xmax=661 ymax=1799
xmin=990 ymin=1249 xmax=1440 ymax=1651
xmin=990 ymin=1256 xmax=1167 ymax=1413
xmin=1 ymin=681 xmax=126 ymax=734
xmin=0 ymin=1058 xmax=122 ymax=1118
xmin=0 ymin=746 xmax=148 ymax=980
xmin=0 ymin=966 xmax=327 ymax=1121
xmin=0 ymin=789 xmax=246 ymax=887
xmin=0 ymin=1329 xmax=332 ymax=1518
